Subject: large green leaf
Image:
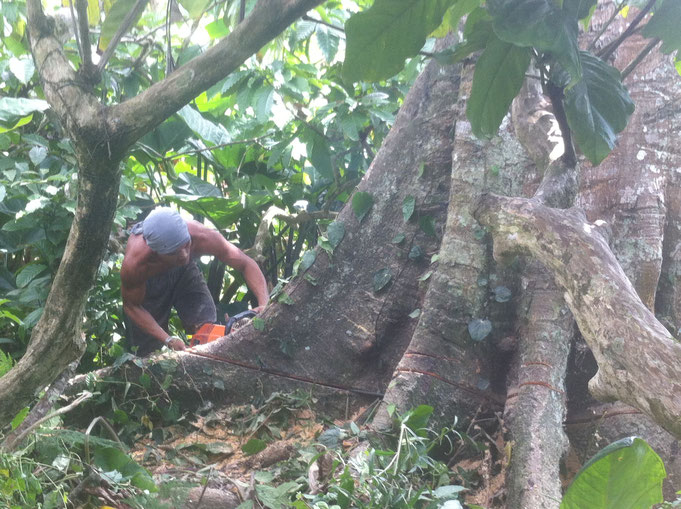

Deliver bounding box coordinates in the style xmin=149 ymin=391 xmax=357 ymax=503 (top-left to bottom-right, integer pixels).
xmin=98 ymin=0 xmax=145 ymax=51
xmin=488 ymin=0 xmax=581 ymax=82
xmin=561 ymin=437 xmax=665 ymax=509
xmin=564 ymin=52 xmax=635 ymax=165
xmin=641 ymin=0 xmax=681 ymax=55
xmin=466 ymin=36 xmax=531 ymax=139
xmin=178 ymin=0 xmax=212 ymax=18
xmin=177 ymin=105 xmax=231 ymax=146
xmin=93 ymin=446 xmax=157 ymax=492
xmin=164 ymin=196 xmax=244 ymax=229
xmin=0 ymin=97 xmax=49 ymax=123
xmin=343 ymin=0 xmax=456 ymax=82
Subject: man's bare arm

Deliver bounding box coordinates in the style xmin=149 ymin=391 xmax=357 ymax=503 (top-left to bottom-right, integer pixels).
xmin=121 ymin=275 xmax=185 ymax=351
xmin=189 ymin=222 xmax=269 ymax=311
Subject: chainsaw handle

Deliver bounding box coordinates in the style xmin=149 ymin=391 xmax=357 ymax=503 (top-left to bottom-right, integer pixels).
xmin=225 ymin=310 xmax=258 ymax=334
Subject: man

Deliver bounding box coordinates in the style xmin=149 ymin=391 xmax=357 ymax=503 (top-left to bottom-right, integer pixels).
xmin=121 ymin=207 xmax=268 ymax=356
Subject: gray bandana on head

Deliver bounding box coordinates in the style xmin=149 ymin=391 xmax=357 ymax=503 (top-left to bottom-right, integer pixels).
xmin=141 ymin=208 xmax=190 ymax=254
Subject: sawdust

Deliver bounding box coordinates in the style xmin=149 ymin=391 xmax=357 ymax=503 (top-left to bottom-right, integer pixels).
xmin=129 ymin=405 xmax=324 ymax=485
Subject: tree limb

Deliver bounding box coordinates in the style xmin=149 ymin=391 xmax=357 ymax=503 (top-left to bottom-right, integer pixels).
xmin=475 ymin=194 xmax=681 ymax=439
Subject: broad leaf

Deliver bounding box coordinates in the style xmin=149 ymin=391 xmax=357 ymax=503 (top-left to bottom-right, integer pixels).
xmin=326 ymin=221 xmax=345 ymax=249
xmin=352 ymin=191 xmax=373 ymax=222
xmin=178 ymin=0 xmax=212 ymax=18
xmin=242 ymin=438 xmax=267 ymax=455
xmin=178 ymin=105 xmax=230 ymax=146
xmin=16 ymin=264 xmax=47 ymax=288
xmin=298 ymin=250 xmax=317 ymax=272
xmin=0 ymin=97 xmax=49 ymax=122
xmin=9 ymin=57 xmax=35 ymax=85
xmin=561 ymin=437 xmax=665 ymax=509
xmin=373 ymin=268 xmax=392 ymax=292
xmin=98 ymin=0 xmax=145 ymax=51
xmin=466 ymin=35 xmax=531 ymax=138
xmin=468 ymin=318 xmax=492 ymax=341
xmin=343 ymin=0 xmax=456 ymax=82
xmin=641 ymin=0 xmax=681 ymax=56
xmin=562 ymin=0 xmax=597 ymax=21
xmin=94 ymin=447 xmax=157 ymax=491
xmin=431 ymin=0 xmax=480 ymax=38
xmin=434 ymin=10 xmax=494 ymax=65
xmin=488 ymin=0 xmax=581 ymax=82
xmin=316 ymin=27 xmax=340 ymax=63
xmin=564 ymin=52 xmax=635 ymax=165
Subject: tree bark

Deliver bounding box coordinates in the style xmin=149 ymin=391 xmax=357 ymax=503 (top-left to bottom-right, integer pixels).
xmin=475 ymin=194 xmax=681 ymax=438
xmin=66 ymin=39 xmax=457 ymax=422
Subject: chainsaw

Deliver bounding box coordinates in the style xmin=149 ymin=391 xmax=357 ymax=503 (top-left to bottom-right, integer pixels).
xmin=189 ymin=310 xmax=257 ymax=347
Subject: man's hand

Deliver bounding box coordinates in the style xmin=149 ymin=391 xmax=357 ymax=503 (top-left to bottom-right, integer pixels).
xmin=166 ymin=337 xmax=186 ymax=351
xmin=252 ymin=305 xmax=266 ymax=314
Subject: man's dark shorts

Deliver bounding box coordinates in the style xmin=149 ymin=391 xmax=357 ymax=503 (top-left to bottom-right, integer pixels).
xmin=126 ymin=261 xmax=216 ymax=356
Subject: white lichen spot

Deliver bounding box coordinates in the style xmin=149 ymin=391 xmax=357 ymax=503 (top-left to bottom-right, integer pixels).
xmin=636 ymin=150 xmax=646 ymax=161
xmin=583 ymin=223 xmax=594 ymax=234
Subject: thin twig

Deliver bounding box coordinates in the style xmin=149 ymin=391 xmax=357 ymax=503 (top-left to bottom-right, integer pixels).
xmin=598 ymin=0 xmax=656 ymax=61
xmin=84 ymin=416 xmax=125 ymax=464
xmin=68 ymin=0 xmax=83 ymax=59
xmin=587 ymin=1 xmax=627 ymax=52
xmin=621 ymin=37 xmax=660 ymax=80
xmin=97 ymin=0 xmax=151 ymax=73
xmin=75 ymin=0 xmax=93 ymax=71
xmin=2 ymin=392 xmax=93 ymax=452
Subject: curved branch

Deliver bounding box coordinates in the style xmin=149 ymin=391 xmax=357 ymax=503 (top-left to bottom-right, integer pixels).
xmin=475 ymin=194 xmax=681 ymax=438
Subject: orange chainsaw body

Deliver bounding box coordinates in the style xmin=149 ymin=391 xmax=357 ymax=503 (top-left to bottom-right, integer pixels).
xmin=189 ymin=323 xmax=226 ymax=347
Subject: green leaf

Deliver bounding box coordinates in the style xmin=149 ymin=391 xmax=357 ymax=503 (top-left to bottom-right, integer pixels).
xmin=431 ymin=0 xmax=480 ymax=37
xmin=402 ymin=404 xmax=433 ymax=436
xmin=564 ymin=52 xmax=635 ymax=165
xmin=403 ymin=195 xmax=415 ymax=222
xmin=254 ymin=86 xmax=275 ymax=124
xmin=343 ymin=0 xmax=456 ymax=82
xmin=392 ymin=233 xmax=406 ymax=244
xmin=434 ymin=11 xmax=492 ymax=65
xmin=0 ymin=97 xmax=49 ymax=122
xmin=278 ymin=293 xmax=295 ymax=305
xmin=307 ymin=134 xmax=333 ymax=179
xmin=408 ymin=308 xmax=421 ymax=318
xmin=15 ymin=264 xmax=46 ymax=288
xmin=641 ymin=0 xmax=681 ymax=55
xmin=466 ymin=36 xmax=532 ymax=138
xmin=241 ymin=438 xmax=267 ymax=455
xmin=98 ymin=0 xmax=145 ymax=51
xmin=561 ymin=437 xmax=665 ymax=509
xmin=252 ymin=317 xmax=265 ymax=331
xmin=562 ymin=0 xmax=597 ymax=21
xmin=468 ymin=318 xmax=492 ymax=341
xmin=316 ymin=27 xmax=340 ymax=62
xmin=177 ymin=0 xmax=211 ymax=18
xmin=373 ymin=268 xmax=392 ymax=292
xmin=9 ymin=57 xmax=35 ymax=85
xmin=93 ymin=447 xmax=157 ymax=491
xmin=327 ymin=221 xmax=345 ymax=249
xmin=352 ymin=191 xmax=373 ymax=222
xmin=299 ymin=250 xmax=317 ymax=273
xmin=11 ymin=407 xmax=29 ymax=430
xmin=488 ymin=0 xmax=581 ymax=82
xmin=178 ymin=105 xmax=230 ymax=146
